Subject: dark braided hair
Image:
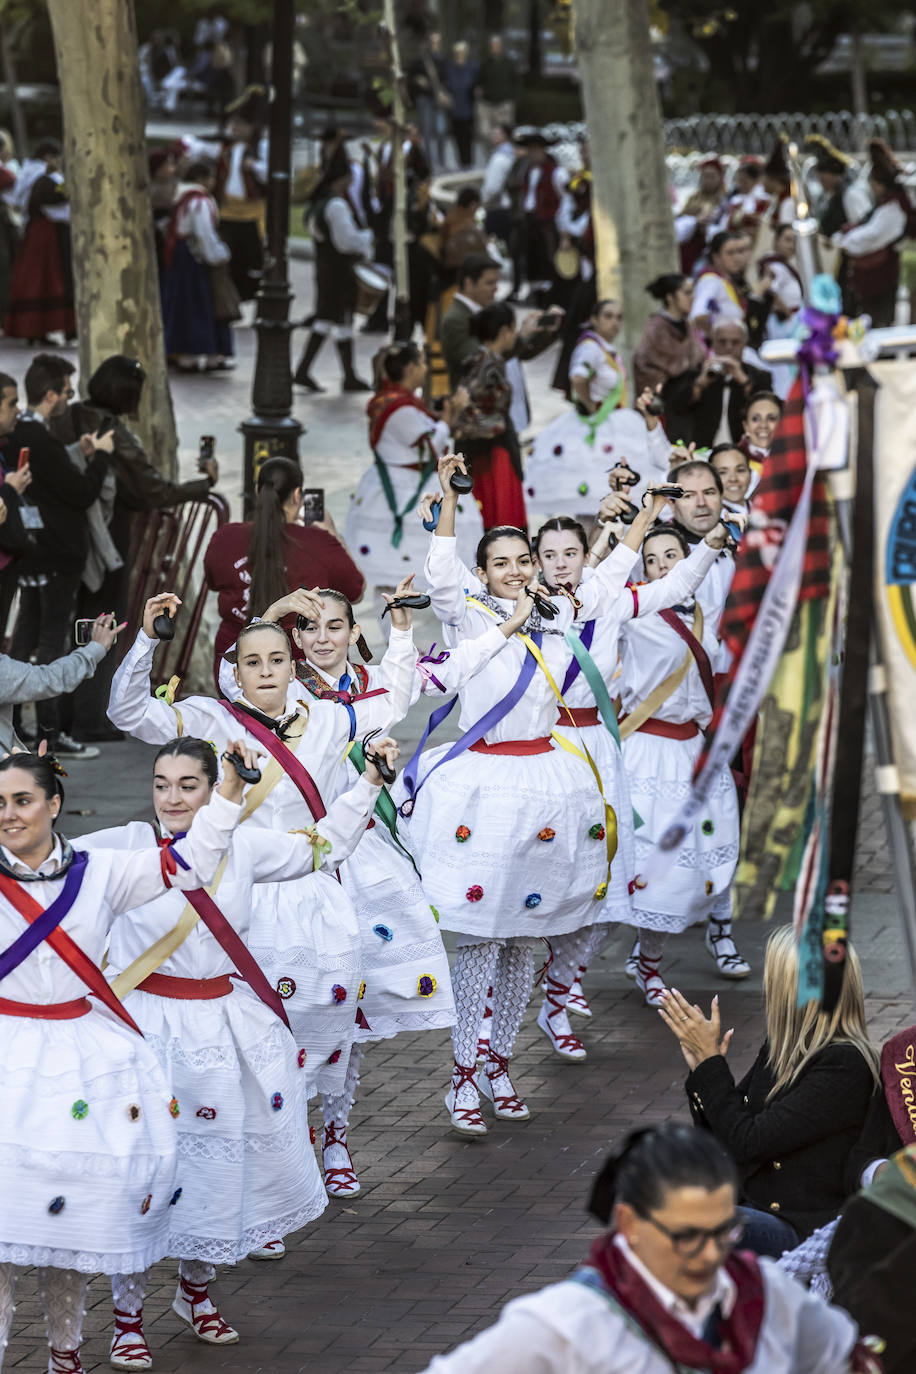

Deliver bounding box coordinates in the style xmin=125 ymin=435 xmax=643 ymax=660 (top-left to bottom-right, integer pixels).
xmin=589 ymin=1123 xmax=737 ymax=1225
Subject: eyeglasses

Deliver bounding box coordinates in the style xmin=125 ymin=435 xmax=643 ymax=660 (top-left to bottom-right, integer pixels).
xmin=640 ymin=1212 xmax=745 ymax=1258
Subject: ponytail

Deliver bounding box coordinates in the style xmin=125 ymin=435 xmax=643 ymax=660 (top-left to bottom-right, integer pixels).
xmin=247 ymin=458 xmax=303 ymax=618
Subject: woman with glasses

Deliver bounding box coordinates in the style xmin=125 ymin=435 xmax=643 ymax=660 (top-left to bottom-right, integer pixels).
xmin=415 ymin=1122 xmax=882 ymax=1372
xmin=659 ymin=926 xmax=880 ymax=1258
xmin=524 ymin=299 xmax=669 ymax=526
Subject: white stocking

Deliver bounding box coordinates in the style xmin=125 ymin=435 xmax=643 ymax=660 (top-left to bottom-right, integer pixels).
xmin=450 ymin=940 xmax=501 ymax=1068
xmin=546 ymin=927 xmax=593 ymax=1009
xmin=38 ymin=1267 xmax=86 ymax=1354
xmin=322 ymin=1043 xmax=364 ymax=1131
xmin=110 ymin=1272 xmax=146 ymax=1318
xmin=178 ymin=1260 xmax=215 ymax=1287
xmin=489 ymin=942 xmax=534 ymax=1060
xmin=637 ymin=927 xmax=667 ymax=961
xmin=0 ymin=1264 xmax=16 ymax=1371
xmin=581 ymin=922 xmax=609 ymax=969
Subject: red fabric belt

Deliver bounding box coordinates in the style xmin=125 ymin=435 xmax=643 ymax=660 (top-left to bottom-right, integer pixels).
xmin=469 ymin=736 xmax=554 ymax=756
xmin=556 ymin=707 xmax=599 ymax=728
xmin=0 ymin=995 xmax=91 ymax=1020
xmin=619 ymin=715 xmax=699 ymax=740
xmin=137 ymin=972 xmax=233 ymax=1000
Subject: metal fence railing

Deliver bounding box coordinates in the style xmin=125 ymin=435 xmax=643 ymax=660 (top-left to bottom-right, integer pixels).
xmin=663 ymin=108 xmax=916 ymax=155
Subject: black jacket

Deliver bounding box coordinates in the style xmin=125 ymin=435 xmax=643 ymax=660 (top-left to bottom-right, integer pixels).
xmin=844 ymin=1089 xmax=904 ymax=1195
xmin=662 ymin=362 xmax=773 ymax=449
xmin=829 ymin=1192 xmax=916 ymax=1374
xmin=685 ymin=1041 xmax=877 ymax=1238
xmin=7 ymin=418 xmax=109 ymax=577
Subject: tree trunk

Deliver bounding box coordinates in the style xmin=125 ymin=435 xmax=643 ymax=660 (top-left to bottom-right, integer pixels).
xmin=46 ymin=0 xmax=178 ymax=475
xmin=574 ymin=0 xmax=675 ymax=361
xmin=382 ymin=0 xmax=411 ymax=339
xmin=0 ymin=23 xmax=28 ymax=160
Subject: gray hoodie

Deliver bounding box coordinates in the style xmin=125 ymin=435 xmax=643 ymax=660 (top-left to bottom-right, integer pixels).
xmin=0 ymin=642 xmax=105 ymax=753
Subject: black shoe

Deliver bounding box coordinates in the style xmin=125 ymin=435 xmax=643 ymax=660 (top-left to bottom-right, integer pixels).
xmin=342 ymin=374 xmax=371 ymax=393
xmin=53 ymin=731 xmax=100 ymax=760
xmin=294 ymin=372 xmax=326 ymax=393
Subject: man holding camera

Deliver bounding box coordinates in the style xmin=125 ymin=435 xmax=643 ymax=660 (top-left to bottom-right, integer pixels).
xmin=7 ymin=353 xmax=115 ymax=759
xmin=661 ymin=319 xmax=772 ymax=449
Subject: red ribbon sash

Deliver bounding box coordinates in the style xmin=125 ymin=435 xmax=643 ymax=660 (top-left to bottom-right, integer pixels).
xmin=659 ymin=608 xmax=716 ymax=710
xmin=0 ymin=872 xmax=143 ymax=1035
xmin=219 ymin=701 xmax=328 ymax=821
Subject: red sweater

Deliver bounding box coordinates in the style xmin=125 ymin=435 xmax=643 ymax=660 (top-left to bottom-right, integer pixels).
xmin=204 ymin=521 xmax=366 ymax=682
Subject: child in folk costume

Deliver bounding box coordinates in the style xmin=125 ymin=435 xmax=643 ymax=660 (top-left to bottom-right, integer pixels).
xmin=84 ymin=735 xmax=393 ymax=1368
xmin=530 ymin=510 xmax=729 ymax=1042
xmin=108 ymin=595 xmax=407 ymax=1113
xmin=0 ymin=748 xmax=247 ymax=1374
xmin=738 ymin=390 xmax=783 ymax=471
xmin=616 ymin=523 xmax=744 ymax=1006
xmin=401 ymin=455 xmax=704 ymax=1135
xmin=525 ymin=304 xmax=670 ymax=524
xmin=217 ymin=580 xmax=513 ymax=1195
xmin=343 ymin=341 xmax=482 ymax=594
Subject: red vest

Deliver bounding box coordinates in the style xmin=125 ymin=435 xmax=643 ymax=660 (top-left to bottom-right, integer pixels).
xmin=527 ymin=158 xmax=561 ymax=222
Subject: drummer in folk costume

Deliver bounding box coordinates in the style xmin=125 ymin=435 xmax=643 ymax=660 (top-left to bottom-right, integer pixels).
xmin=108 ymin=595 xmax=400 ymax=1106
xmin=85 ymin=735 xmax=394 ymax=1367
xmin=222 ymin=583 xmax=523 ymax=1193
xmin=294 ymin=142 xmax=374 ymax=395
xmin=529 ymin=511 xmax=729 ymax=1046
xmin=525 ymin=303 xmax=671 ymax=525
xmin=835 ymin=139 xmax=916 ymax=329
xmin=0 ymin=749 xmax=247 ymax=1374
xmin=343 ymin=341 xmax=483 ymax=594
xmin=805 ymin=135 xmax=870 ymax=312
xmin=519 ymin=133 xmax=567 ymax=303
xmin=399 ymin=454 xmax=718 ymax=1133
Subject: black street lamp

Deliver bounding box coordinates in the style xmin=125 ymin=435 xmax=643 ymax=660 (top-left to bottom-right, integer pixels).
xmin=239 ymin=0 xmax=302 ymax=515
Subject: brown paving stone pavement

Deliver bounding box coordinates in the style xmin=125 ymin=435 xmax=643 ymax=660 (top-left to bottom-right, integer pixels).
xmin=2 ymin=262 xmax=915 ymax=1372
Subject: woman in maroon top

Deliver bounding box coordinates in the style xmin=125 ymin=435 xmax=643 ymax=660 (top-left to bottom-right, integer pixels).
xmin=204 ymin=457 xmax=365 ymax=686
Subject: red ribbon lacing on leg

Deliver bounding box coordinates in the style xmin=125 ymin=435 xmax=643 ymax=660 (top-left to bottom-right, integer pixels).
xmin=178 ymin=1277 xmax=236 ymax=1342
xmin=322 ymin=1120 xmax=359 ymax=1194
xmin=449 ymin=1060 xmax=484 ymax=1127
xmin=534 ymin=938 xmax=553 ymax=988
xmin=110 ymin=1309 xmax=151 ymax=1367
xmin=542 ymin=972 xmax=585 ymax=1053
xmin=49 ymin=1352 xmax=84 ymax=1374
xmin=484 ymin=1048 xmax=527 ymax=1115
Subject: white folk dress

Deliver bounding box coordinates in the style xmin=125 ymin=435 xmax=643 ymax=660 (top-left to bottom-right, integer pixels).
xmin=525 ymin=337 xmax=670 ymax=522
xmin=415 ymin=1261 xmax=861 ymax=1374
xmin=550 ymin=541 xmax=722 ymax=935
xmin=617 ymin=574 xmax=739 ymax=933
xmin=84 ymin=817 xmax=375 ymax=1263
xmin=108 ymin=630 xmax=392 ymax=1099
xmin=0 ymin=794 xmax=240 ymax=1275
xmin=392 ymin=534 xmax=662 ymax=940
xmin=343 ymin=395 xmax=484 ymax=589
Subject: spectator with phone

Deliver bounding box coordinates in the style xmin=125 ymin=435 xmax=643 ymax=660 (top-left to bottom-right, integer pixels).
xmin=50 ymin=354 xmax=217 ymax=742
xmin=7 ymin=353 xmax=115 ymax=759
xmin=0 ymin=611 xmax=122 ymax=753
xmin=203 ymin=456 xmax=365 ymax=688
xmin=661 ymin=318 xmax=772 ymax=449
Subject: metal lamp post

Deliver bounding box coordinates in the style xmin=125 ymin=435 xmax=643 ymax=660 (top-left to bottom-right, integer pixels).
xmin=239 ymin=0 xmax=302 ymax=515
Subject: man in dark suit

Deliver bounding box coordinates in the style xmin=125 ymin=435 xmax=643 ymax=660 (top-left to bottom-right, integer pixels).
xmin=662 ymin=317 xmax=772 ymax=448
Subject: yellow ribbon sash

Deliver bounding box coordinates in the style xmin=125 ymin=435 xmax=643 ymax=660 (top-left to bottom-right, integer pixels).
xmin=618 ymin=604 xmax=704 ymax=740
xmin=109 ymin=855 xmax=229 ymax=999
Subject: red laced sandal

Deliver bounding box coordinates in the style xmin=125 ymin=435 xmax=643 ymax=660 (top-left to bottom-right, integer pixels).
xmin=49 ymin=1351 xmax=84 ymax=1374
xmin=567 ymin=966 xmax=593 ymax=1018
xmin=171 ymin=1276 xmax=239 ymax=1345
xmin=109 ymin=1309 xmax=152 ymax=1370
xmin=444 ymin=1060 xmax=487 ymax=1137
xmin=479 ymin=1049 xmax=530 ymax=1121
xmin=323 ymin=1120 xmax=361 ymax=1197
xmin=537 ymin=972 xmax=587 ymax=1061
xmin=635 ymin=952 xmax=669 ymax=1007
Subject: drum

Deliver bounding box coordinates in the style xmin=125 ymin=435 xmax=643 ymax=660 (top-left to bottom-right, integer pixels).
xmin=353 ymin=262 xmax=390 ymax=316
xmin=553 ymin=244 xmax=580 ymax=280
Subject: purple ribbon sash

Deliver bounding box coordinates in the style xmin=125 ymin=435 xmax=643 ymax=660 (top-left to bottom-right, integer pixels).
xmin=0 ymin=853 xmax=89 ymax=984
xmin=561 ymin=619 xmax=596 ymax=695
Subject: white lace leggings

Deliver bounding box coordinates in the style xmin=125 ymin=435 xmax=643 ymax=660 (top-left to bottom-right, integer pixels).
xmin=111 ymin=1261 xmax=215 ymax=1316
xmin=451 ymin=939 xmax=535 ymax=1067
xmin=322 ymin=1043 xmax=364 ymax=1131
xmin=0 ymin=1264 xmax=87 ymax=1364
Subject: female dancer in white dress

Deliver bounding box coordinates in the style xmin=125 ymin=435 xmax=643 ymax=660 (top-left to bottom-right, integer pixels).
xmin=0 ymin=748 xmax=245 ymax=1374
xmin=530 ymin=511 xmax=728 ymax=1043
xmin=617 ymin=523 xmax=741 ymax=1005
xmin=524 ymin=304 xmax=670 ymax=523
xmin=86 ymin=735 xmax=391 ymax=1368
xmin=343 ymin=341 xmax=482 ymax=592
xmin=399 ymin=454 xmax=705 ymax=1135
xmin=108 ymin=597 xmax=414 ymax=1111
xmin=216 ymin=581 xmax=512 ymax=1195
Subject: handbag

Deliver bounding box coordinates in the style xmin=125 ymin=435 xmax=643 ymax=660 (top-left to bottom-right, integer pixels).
xmin=208 ymin=260 xmax=242 ymax=322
